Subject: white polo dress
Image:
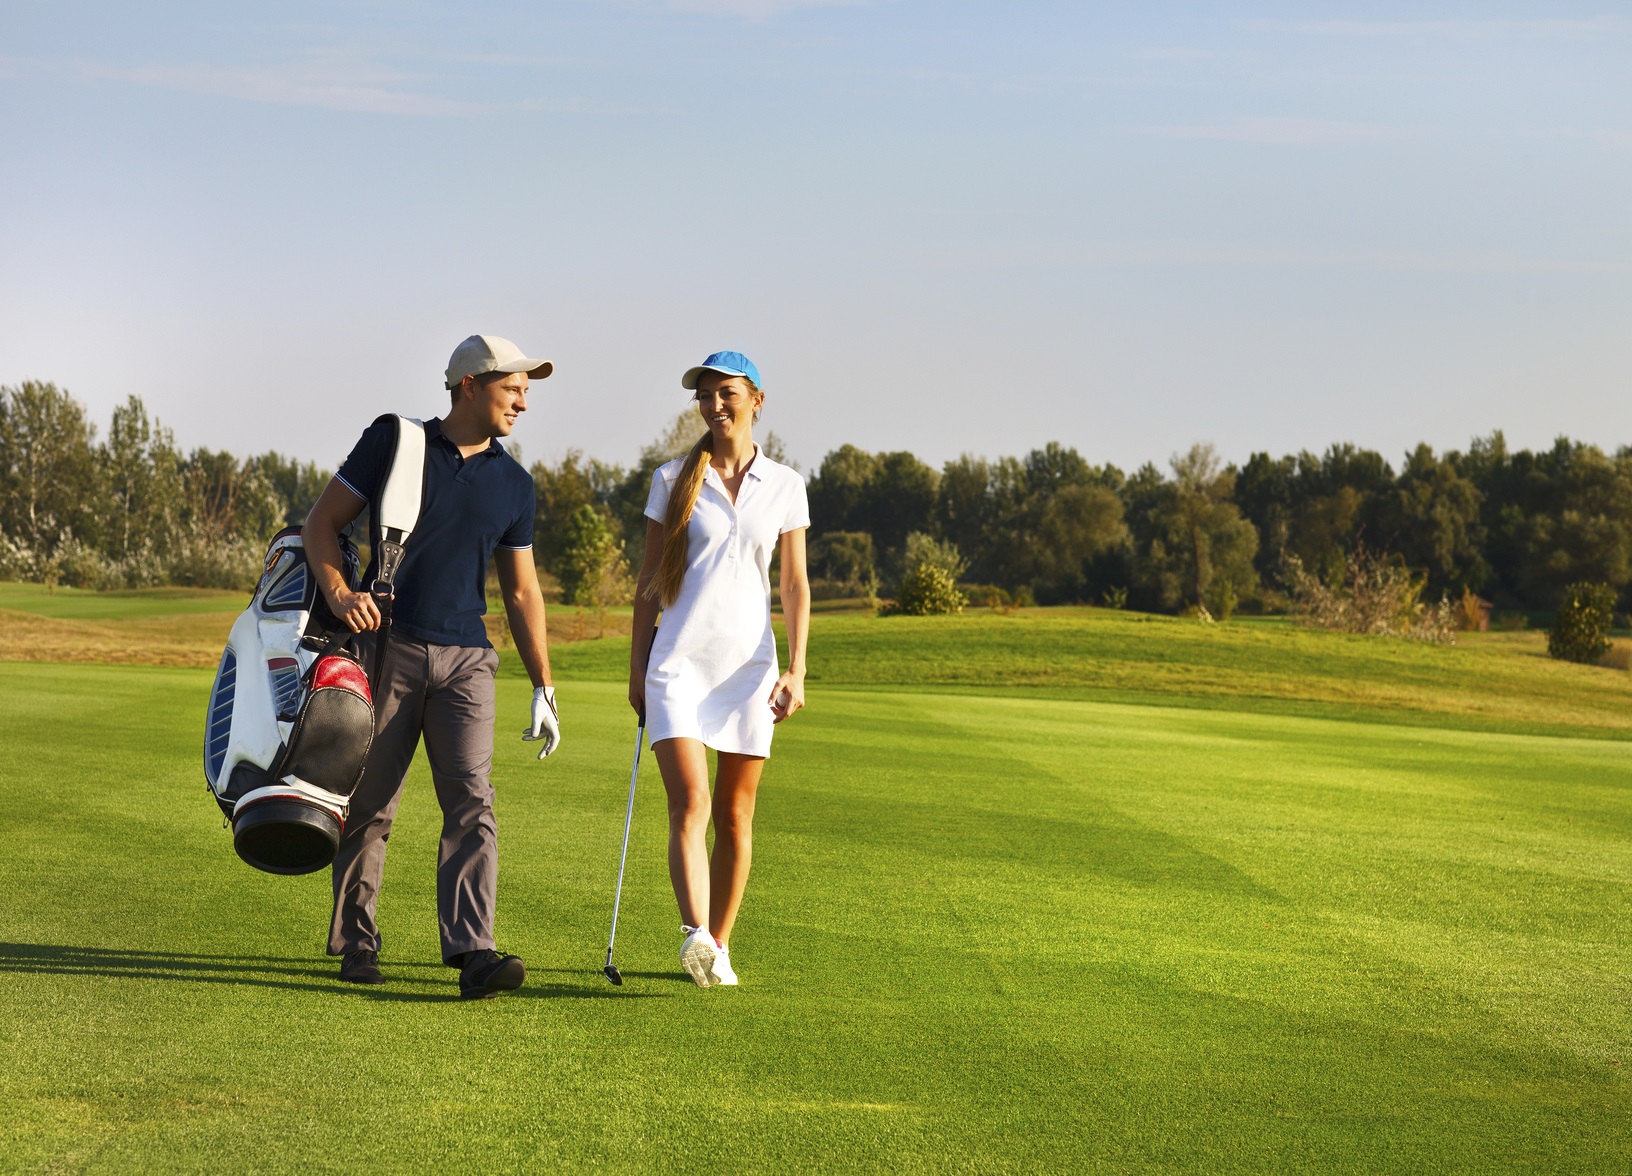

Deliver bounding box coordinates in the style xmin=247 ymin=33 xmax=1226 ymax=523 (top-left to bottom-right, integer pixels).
xmin=643 ymin=447 xmax=811 ymax=757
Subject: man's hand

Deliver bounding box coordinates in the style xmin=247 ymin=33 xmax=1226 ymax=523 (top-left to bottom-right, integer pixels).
xmin=522 ymin=686 xmax=561 ymax=758
xmin=330 ymin=587 xmax=383 ymax=632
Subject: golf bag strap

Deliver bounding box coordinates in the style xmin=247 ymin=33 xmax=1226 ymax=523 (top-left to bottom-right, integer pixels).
xmin=366 ymin=414 xmax=426 ymax=697
xmin=371 ymin=414 xmax=426 ymax=591
xmin=370 ymin=597 xmax=392 ymax=693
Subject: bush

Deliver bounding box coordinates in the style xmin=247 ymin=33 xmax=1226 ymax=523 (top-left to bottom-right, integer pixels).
xmin=168 ymin=531 xmax=268 ymax=590
xmin=883 ymin=532 xmax=968 ymax=616
xmin=1547 ymin=582 xmax=1616 ymax=664
xmin=889 ymin=562 xmax=966 ymax=616
xmin=1206 ymin=579 xmax=1238 ymax=621
xmin=1284 ymin=546 xmax=1457 ymax=645
xmin=809 ymin=577 xmax=874 ymax=602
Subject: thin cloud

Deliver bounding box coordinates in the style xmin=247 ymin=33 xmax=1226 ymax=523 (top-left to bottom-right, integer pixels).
xmin=1129 ymin=117 xmax=1414 ymax=146
xmin=931 ymin=243 xmax=1632 ymax=277
xmin=1 ymin=52 xmax=484 ymax=116
xmin=663 ymin=0 xmax=866 ymax=17
xmin=1258 ymin=17 xmax=1632 ymax=39
xmin=91 ymin=62 xmax=481 ymax=116
xmin=1127 ymin=47 xmax=1239 ymax=62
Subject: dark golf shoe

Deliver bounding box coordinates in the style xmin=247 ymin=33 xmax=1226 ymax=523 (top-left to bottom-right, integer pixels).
xmin=459 ymin=949 xmax=526 ymax=1000
xmin=340 ymin=949 xmax=384 ymax=985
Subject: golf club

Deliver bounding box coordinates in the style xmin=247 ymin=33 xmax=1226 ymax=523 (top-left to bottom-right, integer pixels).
xmin=602 ymin=718 xmax=645 ymax=985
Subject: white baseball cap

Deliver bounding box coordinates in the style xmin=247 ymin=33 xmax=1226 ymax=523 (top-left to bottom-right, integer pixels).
xmin=445 ymin=335 xmax=554 ymax=390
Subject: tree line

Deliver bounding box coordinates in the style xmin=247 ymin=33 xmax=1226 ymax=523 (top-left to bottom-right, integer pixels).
xmin=0 ymin=382 xmax=327 ymax=590
xmin=5 ymin=380 xmax=1630 ymax=618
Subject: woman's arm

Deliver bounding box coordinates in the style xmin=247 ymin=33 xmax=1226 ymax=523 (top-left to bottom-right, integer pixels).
xmin=628 ymin=517 xmax=665 ymax=720
xmin=769 ymin=526 xmax=810 ymax=722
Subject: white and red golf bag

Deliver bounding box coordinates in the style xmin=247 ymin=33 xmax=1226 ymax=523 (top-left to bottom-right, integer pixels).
xmin=203 ymin=415 xmax=426 ymax=875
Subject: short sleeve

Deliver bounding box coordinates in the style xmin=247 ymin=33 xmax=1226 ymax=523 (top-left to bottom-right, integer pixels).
xmin=333 ymin=417 xmax=394 ymax=502
xmin=498 ymin=475 xmax=536 ymax=551
xmin=781 ymin=472 xmax=811 ymax=534
xmin=644 ymin=465 xmax=673 ymax=523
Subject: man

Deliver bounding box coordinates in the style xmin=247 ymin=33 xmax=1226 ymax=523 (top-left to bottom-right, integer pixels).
xmin=303 ymin=334 xmax=562 ymax=999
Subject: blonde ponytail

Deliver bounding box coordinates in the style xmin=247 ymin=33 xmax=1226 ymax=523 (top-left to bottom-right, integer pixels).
xmin=644 ymin=433 xmax=713 ymax=606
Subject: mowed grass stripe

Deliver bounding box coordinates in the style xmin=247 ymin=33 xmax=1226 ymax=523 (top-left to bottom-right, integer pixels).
xmin=1 ymin=663 xmax=1627 ymax=1172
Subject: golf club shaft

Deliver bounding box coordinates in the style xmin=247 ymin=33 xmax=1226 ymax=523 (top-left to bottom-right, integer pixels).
xmin=604 ymin=721 xmax=644 ymax=967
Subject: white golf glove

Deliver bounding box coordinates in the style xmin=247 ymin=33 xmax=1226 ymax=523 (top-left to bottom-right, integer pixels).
xmin=522 ymin=685 xmax=561 ymax=758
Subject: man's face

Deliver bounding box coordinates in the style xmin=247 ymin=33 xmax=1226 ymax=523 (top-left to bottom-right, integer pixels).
xmin=463 ymin=372 xmax=529 ymax=437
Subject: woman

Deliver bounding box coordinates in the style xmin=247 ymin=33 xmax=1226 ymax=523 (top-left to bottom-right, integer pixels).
xmin=629 ymin=350 xmax=811 ymax=988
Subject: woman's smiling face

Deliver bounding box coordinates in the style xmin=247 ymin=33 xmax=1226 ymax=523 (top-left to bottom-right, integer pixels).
xmin=693 ymin=372 xmax=761 ymax=443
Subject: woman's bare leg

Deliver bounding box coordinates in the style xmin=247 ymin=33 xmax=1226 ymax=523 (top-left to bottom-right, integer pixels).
xmin=653 ymin=738 xmax=712 ymax=931
xmin=709 ymin=752 xmax=765 ymax=946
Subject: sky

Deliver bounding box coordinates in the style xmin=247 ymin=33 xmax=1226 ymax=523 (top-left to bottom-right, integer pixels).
xmin=1 ymin=1 xmax=1628 ymax=477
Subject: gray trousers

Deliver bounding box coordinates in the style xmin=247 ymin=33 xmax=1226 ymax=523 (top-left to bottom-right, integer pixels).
xmin=327 ymin=632 xmax=501 ymax=965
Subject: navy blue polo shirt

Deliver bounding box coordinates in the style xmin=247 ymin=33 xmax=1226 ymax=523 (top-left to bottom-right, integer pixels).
xmin=334 ymin=416 xmax=535 ymax=648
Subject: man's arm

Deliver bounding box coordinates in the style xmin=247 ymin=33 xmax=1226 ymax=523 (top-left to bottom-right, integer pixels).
xmin=305 ymin=478 xmax=380 ymax=632
xmin=495 ymin=546 xmax=553 ymax=689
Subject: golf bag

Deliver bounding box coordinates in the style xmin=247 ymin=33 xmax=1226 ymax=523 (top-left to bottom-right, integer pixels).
xmin=203 ymin=415 xmax=426 ymax=874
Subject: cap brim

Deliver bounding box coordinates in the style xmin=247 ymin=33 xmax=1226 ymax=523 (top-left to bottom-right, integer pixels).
xmin=445 ymin=359 xmax=553 ymax=389
xmin=498 ymin=358 xmax=553 ymax=380
xmin=681 ymin=363 xmax=747 ymax=390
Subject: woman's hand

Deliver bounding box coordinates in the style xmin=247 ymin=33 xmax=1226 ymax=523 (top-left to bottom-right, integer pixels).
xmin=767 ymin=670 xmax=805 ymax=724
xmin=628 ymin=668 xmax=647 ymax=724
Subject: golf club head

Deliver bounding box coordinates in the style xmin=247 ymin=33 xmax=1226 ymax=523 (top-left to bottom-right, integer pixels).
xmin=603 ymin=964 xmax=623 ymax=986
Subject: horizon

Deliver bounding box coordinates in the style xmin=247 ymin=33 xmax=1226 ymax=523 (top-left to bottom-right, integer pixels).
xmin=15 ymin=375 xmax=1625 ymax=481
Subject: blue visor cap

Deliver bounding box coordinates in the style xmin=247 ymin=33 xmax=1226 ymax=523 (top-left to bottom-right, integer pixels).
xmin=681 ymin=351 xmax=761 ymax=390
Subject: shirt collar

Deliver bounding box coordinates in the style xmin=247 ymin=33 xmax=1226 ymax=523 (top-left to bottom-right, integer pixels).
xmin=703 ymin=445 xmax=766 ymax=489
xmin=425 ymin=417 xmax=503 ymax=457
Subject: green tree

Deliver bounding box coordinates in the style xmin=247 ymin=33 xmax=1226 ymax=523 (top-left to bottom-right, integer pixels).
xmin=0 ymin=381 xmax=101 ymax=552
xmin=933 ymin=444 xmax=1127 ymax=603
xmin=932 ymin=454 xmax=993 ymax=562
xmin=102 ymin=395 xmax=183 ymax=571
xmin=250 ymin=450 xmax=330 ymax=529
xmin=807 ymin=445 xmax=938 ymax=569
xmin=1459 ymin=433 xmax=1632 ymax=609
xmin=558 ymin=504 xmax=632 ymax=618
xmin=532 ymin=449 xmax=607 ymax=576
xmin=807 ymin=531 xmax=876 ymax=585
xmin=1371 ymin=443 xmax=1486 ymax=595
xmin=1234 ymin=451 xmax=1297 ymax=580
xmin=808 ymin=444 xmax=882 ymax=536
xmin=1127 ymin=445 xmax=1258 ymax=611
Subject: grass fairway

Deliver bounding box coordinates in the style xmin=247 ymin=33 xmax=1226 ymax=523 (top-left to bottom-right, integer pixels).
xmin=2 ymin=645 xmax=1629 ymax=1171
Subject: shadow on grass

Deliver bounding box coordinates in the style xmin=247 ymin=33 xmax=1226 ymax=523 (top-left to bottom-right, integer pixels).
xmin=0 ymin=943 xmax=666 ymax=1001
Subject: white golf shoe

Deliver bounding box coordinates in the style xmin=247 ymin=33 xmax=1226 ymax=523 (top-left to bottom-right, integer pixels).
xmin=706 ymin=944 xmax=738 ymax=987
xmin=679 ymin=925 xmax=717 ymax=987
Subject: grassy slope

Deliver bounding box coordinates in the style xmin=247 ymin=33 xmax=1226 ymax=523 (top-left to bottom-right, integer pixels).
xmin=0 ymin=582 xmax=247 ymax=618
xmin=2 ymin=660 xmax=1629 ymax=1172
xmin=0 ymin=584 xmax=621 ymax=667
xmin=8 ymin=583 xmax=1632 ymax=741
xmin=545 ymin=609 xmax=1632 ymax=741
